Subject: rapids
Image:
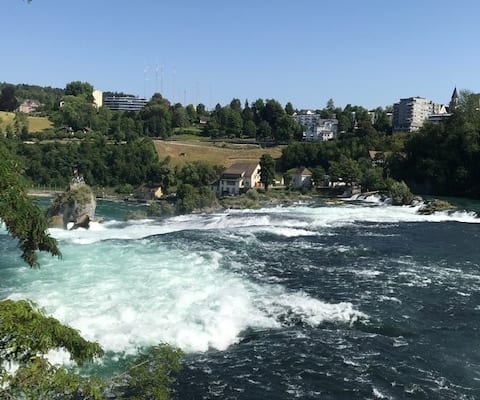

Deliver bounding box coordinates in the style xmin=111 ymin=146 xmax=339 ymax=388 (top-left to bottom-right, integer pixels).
xmin=1 ymin=199 xmax=480 ymax=398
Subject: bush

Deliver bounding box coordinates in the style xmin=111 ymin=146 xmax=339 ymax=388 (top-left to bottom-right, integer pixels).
xmin=389 ymin=180 xmax=414 ymax=205
xmin=246 ymin=188 xmax=259 ymax=201
xmin=115 ymin=184 xmax=134 ymax=195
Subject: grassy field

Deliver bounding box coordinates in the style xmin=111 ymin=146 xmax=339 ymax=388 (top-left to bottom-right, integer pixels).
xmin=0 ymin=111 xmax=53 ymax=132
xmin=154 ymin=139 xmax=284 ymax=167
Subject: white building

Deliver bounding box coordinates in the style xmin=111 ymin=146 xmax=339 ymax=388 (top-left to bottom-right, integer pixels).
xmin=92 ymin=90 xmax=103 ymax=109
xmin=215 ymin=161 xmax=262 ymax=195
xmin=392 ymin=97 xmax=447 ymax=132
xmin=104 ymin=96 xmax=148 ymax=112
xmin=291 ymin=167 xmax=312 ymax=188
xmin=293 ymin=111 xmax=338 ymax=141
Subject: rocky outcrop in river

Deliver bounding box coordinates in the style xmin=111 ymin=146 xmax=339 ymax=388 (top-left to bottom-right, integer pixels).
xmin=46 ymin=183 xmax=96 ymax=229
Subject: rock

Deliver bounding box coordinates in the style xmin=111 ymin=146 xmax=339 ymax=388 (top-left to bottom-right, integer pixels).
xmin=417 ymin=199 xmax=456 ymax=215
xmin=71 ymin=214 xmax=90 ymax=230
xmin=46 ymin=184 xmax=96 ymax=229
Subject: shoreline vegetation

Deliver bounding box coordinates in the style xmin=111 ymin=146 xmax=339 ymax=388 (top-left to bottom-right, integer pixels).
xmin=28 ymin=186 xmax=460 ymax=220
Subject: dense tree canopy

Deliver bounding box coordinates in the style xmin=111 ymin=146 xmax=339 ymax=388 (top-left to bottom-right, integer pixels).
xmin=0 ymin=142 xmax=60 ymax=266
xmin=65 ymin=80 xmax=94 ymax=100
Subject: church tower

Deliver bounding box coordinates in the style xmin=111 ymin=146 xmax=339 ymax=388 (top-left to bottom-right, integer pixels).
xmin=449 ymin=87 xmax=459 ymax=112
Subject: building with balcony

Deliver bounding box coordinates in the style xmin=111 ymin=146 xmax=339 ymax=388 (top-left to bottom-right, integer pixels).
xmin=104 ymin=96 xmax=148 ymax=112
xmin=392 ymin=97 xmax=447 ymax=132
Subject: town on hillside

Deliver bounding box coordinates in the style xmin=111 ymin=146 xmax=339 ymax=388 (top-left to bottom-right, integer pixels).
xmin=1 ymin=81 xmax=479 ymax=208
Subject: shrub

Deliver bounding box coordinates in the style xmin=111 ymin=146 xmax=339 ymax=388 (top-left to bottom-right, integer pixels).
xmin=246 ymin=188 xmax=259 ymax=201
xmin=389 ymin=180 xmax=413 ymax=205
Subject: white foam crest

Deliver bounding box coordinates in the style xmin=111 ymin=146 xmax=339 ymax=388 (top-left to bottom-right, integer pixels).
xmin=48 ymin=211 xmax=313 ymax=244
xmin=46 ymin=201 xmax=480 ymax=247
xmin=281 ymin=203 xmax=480 ymax=226
xmin=347 ymin=193 xmax=383 ymax=203
xmin=373 ymin=387 xmax=393 ymax=399
xmin=6 ymin=244 xmax=367 ymax=355
xmin=261 ymin=290 xmax=368 ymax=326
xmin=257 ymin=227 xmax=317 ymax=238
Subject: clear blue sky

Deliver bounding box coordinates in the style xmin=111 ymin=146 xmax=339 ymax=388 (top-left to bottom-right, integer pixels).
xmin=4 ymin=0 xmax=480 ymax=110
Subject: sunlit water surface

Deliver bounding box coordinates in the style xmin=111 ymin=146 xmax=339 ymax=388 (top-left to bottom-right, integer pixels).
xmin=1 ymin=198 xmax=480 ymax=399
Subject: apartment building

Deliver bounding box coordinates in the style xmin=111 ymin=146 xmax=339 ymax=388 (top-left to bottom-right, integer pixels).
xmin=104 ymin=96 xmax=148 ymax=112
xmin=392 ymin=97 xmax=447 ymax=132
xmin=293 ymin=111 xmax=338 ymax=141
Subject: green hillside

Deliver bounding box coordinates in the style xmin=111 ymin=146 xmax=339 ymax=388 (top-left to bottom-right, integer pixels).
xmin=0 ymin=111 xmax=53 ymax=133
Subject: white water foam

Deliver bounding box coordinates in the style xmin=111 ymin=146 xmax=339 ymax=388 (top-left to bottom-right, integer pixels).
xmin=6 ymin=234 xmax=367 ymax=355
xmin=47 ymin=200 xmax=479 ymax=247
xmin=3 ymin=201 xmax=477 ymax=359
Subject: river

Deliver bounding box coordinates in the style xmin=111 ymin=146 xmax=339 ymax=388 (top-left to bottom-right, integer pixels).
xmin=1 ymin=198 xmax=479 ymax=399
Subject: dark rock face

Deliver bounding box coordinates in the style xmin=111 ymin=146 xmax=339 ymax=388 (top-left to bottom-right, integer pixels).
xmin=46 ymin=184 xmax=96 ymax=229
xmin=417 ymin=199 xmax=456 ymax=215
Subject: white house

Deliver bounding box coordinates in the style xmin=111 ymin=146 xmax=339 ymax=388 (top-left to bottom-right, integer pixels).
xmin=293 ymin=112 xmax=338 ymax=141
xmin=291 ymin=167 xmax=312 ymax=188
xmin=216 ymin=161 xmax=261 ymax=195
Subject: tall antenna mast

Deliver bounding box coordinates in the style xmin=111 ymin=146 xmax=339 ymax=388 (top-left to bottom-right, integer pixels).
xmin=143 ymin=65 xmax=150 ymax=98
xmin=160 ymin=65 xmax=164 ymax=94
xmin=172 ymin=67 xmax=176 ymax=104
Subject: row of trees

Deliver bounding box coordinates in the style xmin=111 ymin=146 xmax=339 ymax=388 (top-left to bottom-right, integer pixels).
xmin=4 ymin=80 xmax=395 ymax=146
xmin=203 ymin=98 xmax=303 ymax=142
xmin=14 ymin=138 xmax=170 ymax=189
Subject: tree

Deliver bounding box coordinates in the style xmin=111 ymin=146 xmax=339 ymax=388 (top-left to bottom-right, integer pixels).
xmin=14 ymin=112 xmax=29 ymax=137
xmin=0 ymin=143 xmax=60 ymax=267
xmin=196 ymin=103 xmax=206 ymax=117
xmin=285 ymin=102 xmax=295 ymax=116
xmin=229 ymin=98 xmax=242 ymax=112
xmin=329 ymin=155 xmax=362 ymax=185
xmin=320 ymin=98 xmax=336 ymax=118
xmin=257 ymin=120 xmax=271 ymax=141
xmin=203 ymin=116 xmax=221 ymax=138
xmin=311 ymin=166 xmax=326 ymax=187
xmin=65 ymin=81 xmax=94 ymax=101
xmin=242 ymin=100 xmax=254 ymax=122
xmin=112 ymin=345 xmax=183 ymax=400
xmin=185 ymin=104 xmax=197 ymax=124
xmin=0 ymin=299 xmax=104 ymax=399
xmin=259 ymin=153 xmax=275 ymax=190
xmin=172 ymin=105 xmax=189 ymax=128
xmin=54 ymin=95 xmax=96 ymax=131
xmin=373 ymin=107 xmax=392 ymax=134
xmin=274 ymin=114 xmax=298 ymax=143
xmin=389 ymin=180 xmax=413 ymax=205
xmin=225 ymin=108 xmax=243 ymax=137
xmin=361 ymin=167 xmax=387 ymax=191
xmin=0 ymin=85 xmax=19 ymax=111
xmin=141 ymin=99 xmax=173 ymax=138
xmin=243 ymin=120 xmax=257 ymax=138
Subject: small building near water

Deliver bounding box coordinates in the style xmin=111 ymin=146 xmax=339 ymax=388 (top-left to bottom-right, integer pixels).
xmin=214 ymin=161 xmax=261 ymax=196
xmin=291 ymin=167 xmax=312 ymax=188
